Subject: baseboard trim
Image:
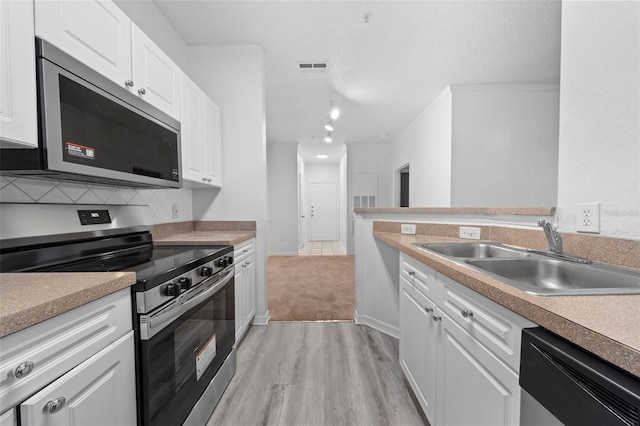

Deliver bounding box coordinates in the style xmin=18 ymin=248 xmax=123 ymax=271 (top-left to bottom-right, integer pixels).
xmin=253 ymin=311 xmax=270 ymax=325
xmin=355 ymin=311 xmax=399 ymax=339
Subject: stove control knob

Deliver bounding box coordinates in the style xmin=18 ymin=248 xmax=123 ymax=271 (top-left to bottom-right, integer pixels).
xmin=201 ymin=266 xmax=213 ymax=277
xmin=178 ymin=277 xmax=192 ymax=290
xmin=165 ymin=282 xmax=181 ymax=297
xmin=217 ymin=257 xmax=228 ymax=267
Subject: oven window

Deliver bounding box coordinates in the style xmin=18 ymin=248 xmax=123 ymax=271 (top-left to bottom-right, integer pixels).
xmin=139 ymin=279 xmax=234 ymax=426
xmin=59 ymin=75 xmax=179 ymax=181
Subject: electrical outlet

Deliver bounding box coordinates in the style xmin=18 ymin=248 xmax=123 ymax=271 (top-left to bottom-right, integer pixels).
xmin=576 ymin=202 xmax=600 ymax=233
xmin=401 ymin=224 xmax=416 ymax=235
xmin=172 ymin=204 xmax=179 ymax=219
xmin=459 ymin=226 xmax=481 ymax=240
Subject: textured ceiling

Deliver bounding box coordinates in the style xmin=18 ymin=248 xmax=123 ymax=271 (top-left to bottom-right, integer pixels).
xmin=152 ymin=0 xmax=562 ymax=162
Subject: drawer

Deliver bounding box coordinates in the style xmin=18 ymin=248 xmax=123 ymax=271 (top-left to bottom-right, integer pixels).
xmin=234 ymin=238 xmax=255 ymax=263
xmin=0 ymin=288 xmax=132 ymax=411
xmin=400 ymin=253 xmax=438 ymax=301
xmin=439 ymin=274 xmax=534 ymax=372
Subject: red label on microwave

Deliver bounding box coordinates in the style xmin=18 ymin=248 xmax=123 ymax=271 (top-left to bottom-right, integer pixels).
xmin=66 ymin=142 xmax=95 ymax=160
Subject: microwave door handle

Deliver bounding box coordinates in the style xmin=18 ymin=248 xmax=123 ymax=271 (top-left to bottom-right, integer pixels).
xmin=142 ymin=268 xmax=234 ymax=340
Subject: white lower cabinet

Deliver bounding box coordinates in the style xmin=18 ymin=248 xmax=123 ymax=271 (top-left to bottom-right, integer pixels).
xmin=20 ymin=332 xmax=136 ymax=426
xmin=399 ymin=253 xmax=532 ymax=426
xmin=0 ymin=289 xmax=136 ymax=426
xmin=234 ymin=238 xmax=256 ymax=343
xmin=399 ymin=279 xmax=439 ymax=421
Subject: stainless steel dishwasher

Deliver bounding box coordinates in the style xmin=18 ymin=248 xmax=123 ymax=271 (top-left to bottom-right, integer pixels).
xmin=520 ymin=327 xmax=640 ymax=426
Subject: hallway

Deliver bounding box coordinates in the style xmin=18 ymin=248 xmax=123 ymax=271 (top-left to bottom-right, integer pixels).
xmin=299 ymin=240 xmax=346 ymax=256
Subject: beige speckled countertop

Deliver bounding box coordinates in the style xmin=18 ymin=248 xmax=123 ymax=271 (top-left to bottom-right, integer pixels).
xmin=375 ymin=231 xmax=640 ymax=378
xmin=0 ymin=272 xmax=136 ymax=338
xmin=153 ymin=231 xmax=255 ymax=246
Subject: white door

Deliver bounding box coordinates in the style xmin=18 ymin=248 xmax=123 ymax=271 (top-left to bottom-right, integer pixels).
xmin=309 ymin=182 xmax=337 ymax=241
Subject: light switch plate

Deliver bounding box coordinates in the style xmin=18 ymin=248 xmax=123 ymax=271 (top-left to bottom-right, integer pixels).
xmin=401 ymin=224 xmax=416 ymax=235
xmin=459 ymin=226 xmax=481 ymax=240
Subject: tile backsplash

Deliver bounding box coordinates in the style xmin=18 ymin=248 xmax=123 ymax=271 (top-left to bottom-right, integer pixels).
xmin=0 ymin=176 xmax=193 ymax=225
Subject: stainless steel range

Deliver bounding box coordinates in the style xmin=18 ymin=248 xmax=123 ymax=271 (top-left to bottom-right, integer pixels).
xmin=0 ymin=227 xmax=236 ymax=426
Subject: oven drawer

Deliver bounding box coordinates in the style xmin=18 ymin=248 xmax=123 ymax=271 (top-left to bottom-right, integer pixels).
xmin=0 ymin=288 xmax=132 ymax=411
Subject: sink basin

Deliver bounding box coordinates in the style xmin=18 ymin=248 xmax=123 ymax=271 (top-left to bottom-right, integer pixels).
xmin=465 ymin=258 xmax=640 ymax=296
xmin=414 ymin=242 xmax=529 ymax=259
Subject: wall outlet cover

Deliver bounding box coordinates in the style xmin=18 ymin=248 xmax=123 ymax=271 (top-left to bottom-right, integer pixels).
xmin=459 ymin=226 xmax=481 ymax=240
xmin=172 ymin=204 xmax=179 ymax=219
xmin=576 ymin=202 xmax=600 ymax=233
xmin=401 ymin=224 xmax=417 ymax=235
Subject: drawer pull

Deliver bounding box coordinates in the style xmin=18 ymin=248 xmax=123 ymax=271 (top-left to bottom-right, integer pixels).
xmin=45 ymin=397 xmax=66 ymax=414
xmin=461 ymin=308 xmax=474 ymax=318
xmin=12 ymin=361 xmax=34 ymax=379
xmin=408 ymin=270 xmax=415 ymax=276
xmin=425 ymin=306 xmax=433 ymax=314
xmin=432 ymin=314 xmax=442 ymax=322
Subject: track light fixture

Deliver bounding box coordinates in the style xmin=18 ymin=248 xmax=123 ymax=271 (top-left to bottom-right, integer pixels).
xmin=330 ymin=108 xmax=340 ymax=120
xmin=324 ymin=134 xmax=332 ymax=143
xmin=324 ymin=122 xmax=334 ymax=132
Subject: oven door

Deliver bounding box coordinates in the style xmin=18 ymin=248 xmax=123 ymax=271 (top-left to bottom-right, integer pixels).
xmin=137 ymin=268 xmax=235 ymax=426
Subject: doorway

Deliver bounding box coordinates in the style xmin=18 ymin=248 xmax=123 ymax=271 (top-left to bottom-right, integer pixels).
xmin=397 ymin=164 xmax=410 ymax=207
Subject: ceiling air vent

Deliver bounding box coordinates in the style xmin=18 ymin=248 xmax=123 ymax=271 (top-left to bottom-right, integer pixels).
xmin=299 ymin=62 xmax=328 ymax=73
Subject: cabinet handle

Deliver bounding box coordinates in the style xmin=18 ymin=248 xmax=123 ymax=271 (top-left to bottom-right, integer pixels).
xmin=44 ymin=397 xmax=66 ymax=414
xmin=125 ymin=79 xmax=134 ymax=87
xmin=243 ymin=249 xmax=249 ymax=253
xmin=425 ymin=306 xmax=433 ymax=314
xmin=138 ymin=88 xmax=146 ymax=95
xmin=432 ymin=314 xmax=442 ymax=322
xmin=206 ymin=177 xmax=212 ymax=182
xmin=202 ymin=177 xmax=207 ymax=182
xmin=408 ymin=270 xmax=415 ymax=276
xmin=461 ymin=308 xmax=473 ymax=318
xmin=12 ymin=361 xmax=34 ymax=379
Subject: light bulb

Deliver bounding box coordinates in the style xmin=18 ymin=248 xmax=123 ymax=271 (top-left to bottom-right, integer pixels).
xmin=330 ymin=108 xmax=340 ymax=120
xmin=324 ymin=122 xmax=334 ymax=132
xmin=324 ymin=136 xmax=332 ymax=143
xmin=316 ymin=154 xmax=328 ymax=159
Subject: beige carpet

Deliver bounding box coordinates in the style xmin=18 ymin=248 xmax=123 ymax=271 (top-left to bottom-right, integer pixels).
xmin=268 ymin=255 xmax=355 ymax=321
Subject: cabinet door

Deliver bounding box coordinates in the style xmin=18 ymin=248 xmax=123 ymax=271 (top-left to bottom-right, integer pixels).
xmin=34 ymin=0 xmax=132 ymax=88
xmin=243 ymin=253 xmax=256 ymax=326
xmin=234 ymin=270 xmax=246 ymax=342
xmin=437 ymin=314 xmax=520 ymax=426
xmin=20 ymin=332 xmax=136 ymax=426
xmin=180 ymin=73 xmax=205 ymax=184
xmin=203 ymin=96 xmax=222 ymax=187
xmin=132 ymin=24 xmax=181 ymax=120
xmin=0 ymin=408 xmax=15 ymax=426
xmin=0 ymin=0 xmax=37 ymax=148
xmin=399 ymin=279 xmax=439 ymax=423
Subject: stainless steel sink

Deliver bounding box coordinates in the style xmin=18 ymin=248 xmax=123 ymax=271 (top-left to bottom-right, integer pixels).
xmin=465 ymin=258 xmax=640 ymax=296
xmin=414 ymin=242 xmax=529 ymax=259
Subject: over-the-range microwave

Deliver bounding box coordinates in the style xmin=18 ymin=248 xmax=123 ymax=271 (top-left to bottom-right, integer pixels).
xmin=0 ymin=38 xmax=182 ymax=189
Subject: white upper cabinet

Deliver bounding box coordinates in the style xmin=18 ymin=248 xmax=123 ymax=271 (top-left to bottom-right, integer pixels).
xmin=181 ymin=73 xmax=205 ymax=183
xmin=0 ymin=0 xmax=38 ymax=148
xmin=34 ymin=0 xmax=132 ymax=87
xmin=131 ymin=25 xmax=181 ymax=120
xmin=202 ymin=95 xmax=222 ymax=187
xmin=34 ymin=0 xmax=181 ymax=120
xmin=180 ymin=72 xmax=222 ymax=187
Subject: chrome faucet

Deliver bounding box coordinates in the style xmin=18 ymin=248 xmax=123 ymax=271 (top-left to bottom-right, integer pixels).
xmin=537 ymin=219 xmax=563 ymax=253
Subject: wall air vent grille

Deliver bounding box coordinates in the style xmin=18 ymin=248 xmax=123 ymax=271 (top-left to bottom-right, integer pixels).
xmin=299 ymin=62 xmax=328 ymax=73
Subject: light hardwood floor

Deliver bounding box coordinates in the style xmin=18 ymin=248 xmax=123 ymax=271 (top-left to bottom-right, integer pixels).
xmin=206 ymin=322 xmax=427 ymax=426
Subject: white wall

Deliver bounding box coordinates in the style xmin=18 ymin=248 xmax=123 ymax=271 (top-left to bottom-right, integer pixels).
xmin=451 ymin=85 xmax=559 ymax=207
xmin=346 ymin=141 xmax=392 ymax=253
xmin=338 ymin=145 xmax=348 ymax=253
xmin=188 ymin=45 xmax=270 ymax=323
xmin=391 ymin=88 xmax=453 ymax=207
xmin=557 ymin=1 xmax=640 ymax=240
xmin=267 ymin=143 xmax=298 ymax=255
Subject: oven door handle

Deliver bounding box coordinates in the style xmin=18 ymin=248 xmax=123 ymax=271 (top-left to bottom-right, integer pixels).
xmin=140 ymin=267 xmax=234 ymax=340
